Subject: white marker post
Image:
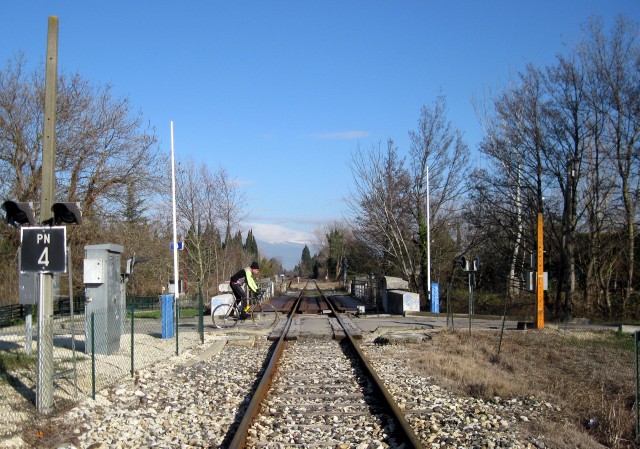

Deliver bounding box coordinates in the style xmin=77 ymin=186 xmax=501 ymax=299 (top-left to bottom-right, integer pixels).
xmin=426 ymin=165 xmax=431 ymax=308
xmin=170 ymin=121 xmax=180 ymax=305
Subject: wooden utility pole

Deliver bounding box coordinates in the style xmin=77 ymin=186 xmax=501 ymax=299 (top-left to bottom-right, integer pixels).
xmin=37 ymin=16 xmax=58 ymax=413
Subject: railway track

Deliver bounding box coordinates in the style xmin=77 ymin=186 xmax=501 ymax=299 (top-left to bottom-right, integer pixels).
xmin=35 ymin=282 xmax=537 ymax=448
xmin=228 ymin=282 xmax=423 ymax=448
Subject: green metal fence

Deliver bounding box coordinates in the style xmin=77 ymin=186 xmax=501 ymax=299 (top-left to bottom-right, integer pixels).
xmin=0 ymin=288 xmax=205 ymax=441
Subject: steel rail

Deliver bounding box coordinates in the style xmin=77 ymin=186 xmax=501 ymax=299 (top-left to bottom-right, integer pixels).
xmin=319 ymin=284 xmax=425 ymax=449
xmin=228 ymin=281 xmax=423 ymax=449
xmin=226 ymin=283 xmax=306 ymax=449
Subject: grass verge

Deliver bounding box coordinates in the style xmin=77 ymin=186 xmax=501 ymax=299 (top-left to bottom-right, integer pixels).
xmin=399 ymin=328 xmax=637 ymax=448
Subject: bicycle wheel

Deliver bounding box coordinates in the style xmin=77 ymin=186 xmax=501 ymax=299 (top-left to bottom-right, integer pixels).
xmin=212 ymin=303 xmax=239 ymax=329
xmin=251 ymin=303 xmax=278 ymax=328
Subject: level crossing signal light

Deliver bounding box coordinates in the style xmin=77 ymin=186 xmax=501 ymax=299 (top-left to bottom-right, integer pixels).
xmin=50 ymin=202 xmax=82 ymax=225
xmin=1 ymin=201 xmax=36 ymax=227
xmin=457 ymin=255 xmax=480 ymax=272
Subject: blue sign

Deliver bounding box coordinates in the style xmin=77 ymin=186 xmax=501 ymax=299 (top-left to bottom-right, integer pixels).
xmin=161 ymin=294 xmax=174 ymax=339
xmin=431 ymin=282 xmax=440 ymax=313
xmin=170 ymin=241 xmax=184 ymax=251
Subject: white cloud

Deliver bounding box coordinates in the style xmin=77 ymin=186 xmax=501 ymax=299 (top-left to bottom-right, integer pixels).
xmin=311 ymin=130 xmax=370 ymax=140
xmin=247 ymin=223 xmax=313 ymax=245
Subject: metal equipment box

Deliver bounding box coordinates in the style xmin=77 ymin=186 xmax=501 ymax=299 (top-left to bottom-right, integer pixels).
xmin=84 ymin=244 xmax=124 ymax=355
xmin=385 ymin=290 xmax=420 ymax=314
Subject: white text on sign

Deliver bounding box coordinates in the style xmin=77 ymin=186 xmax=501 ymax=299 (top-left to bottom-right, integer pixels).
xmin=20 ymin=226 xmax=67 ymax=273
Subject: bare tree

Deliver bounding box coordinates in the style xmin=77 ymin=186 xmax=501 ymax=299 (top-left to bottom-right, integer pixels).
xmin=0 ymin=54 xmax=42 ymax=202
xmin=213 ymin=166 xmax=247 ymax=282
xmin=544 ymin=54 xmax=591 ymax=320
xmin=0 ymin=56 xmax=164 ymax=220
xmin=0 ymin=54 xmax=162 ymax=301
xmin=472 ymin=66 xmax=549 ymax=300
xmin=474 ymin=115 xmax=528 ymax=298
xmin=471 ymin=15 xmax=640 ymax=321
xmin=103 ymin=218 xmax=173 ymax=296
xmin=174 ymin=159 xmax=246 ymax=298
xmin=347 ymin=140 xmax=418 ymax=286
xmin=581 ymin=16 xmax=640 ymax=311
xmin=174 ymin=158 xmax=214 ymax=297
xmin=409 ymin=95 xmax=471 ymax=303
xmin=577 ymin=19 xmax=625 ymax=317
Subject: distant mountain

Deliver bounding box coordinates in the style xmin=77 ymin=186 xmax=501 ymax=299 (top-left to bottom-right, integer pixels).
xmin=257 ymin=239 xmax=305 ymax=271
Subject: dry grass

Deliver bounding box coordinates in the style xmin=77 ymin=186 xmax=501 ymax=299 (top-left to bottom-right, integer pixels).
xmin=397 ymin=328 xmax=638 ymax=448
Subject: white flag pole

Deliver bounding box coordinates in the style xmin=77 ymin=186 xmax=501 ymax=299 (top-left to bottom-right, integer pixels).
xmin=170 ymin=121 xmax=180 ymax=299
xmin=426 ymin=165 xmax=431 ymax=304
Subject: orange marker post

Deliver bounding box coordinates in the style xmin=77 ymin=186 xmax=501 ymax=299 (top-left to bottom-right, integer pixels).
xmin=536 ymin=212 xmax=544 ymax=329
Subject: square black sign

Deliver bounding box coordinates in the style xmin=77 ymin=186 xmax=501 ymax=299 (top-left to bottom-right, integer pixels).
xmin=20 ymin=226 xmax=67 ymax=273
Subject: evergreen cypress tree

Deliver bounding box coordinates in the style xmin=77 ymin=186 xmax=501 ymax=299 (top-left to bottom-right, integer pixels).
xmin=300 ymin=245 xmax=312 ymax=277
xmin=245 ymin=229 xmax=259 ymax=258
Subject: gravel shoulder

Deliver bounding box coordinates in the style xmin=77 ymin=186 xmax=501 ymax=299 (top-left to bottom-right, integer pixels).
xmin=3 ymin=321 xmax=624 ymax=448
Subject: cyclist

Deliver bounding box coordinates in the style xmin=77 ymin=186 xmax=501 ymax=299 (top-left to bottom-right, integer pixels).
xmin=230 ymin=261 xmax=260 ymax=318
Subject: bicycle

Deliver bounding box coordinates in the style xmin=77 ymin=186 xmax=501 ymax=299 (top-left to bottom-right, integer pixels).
xmin=212 ymin=289 xmax=278 ymax=329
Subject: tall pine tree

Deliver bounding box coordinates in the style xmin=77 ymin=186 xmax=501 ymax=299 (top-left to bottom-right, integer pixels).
xmin=245 ymin=229 xmax=259 ymax=259
xmin=299 ymin=245 xmax=312 ymax=277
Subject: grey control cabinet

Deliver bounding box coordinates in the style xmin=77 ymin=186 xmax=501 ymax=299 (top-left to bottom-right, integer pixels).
xmin=84 ymin=244 xmax=124 ymax=355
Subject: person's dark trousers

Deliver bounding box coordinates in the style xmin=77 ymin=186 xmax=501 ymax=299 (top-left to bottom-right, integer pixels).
xmin=230 ymin=283 xmax=247 ymax=312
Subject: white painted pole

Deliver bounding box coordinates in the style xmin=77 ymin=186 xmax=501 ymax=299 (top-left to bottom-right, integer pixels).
xmin=170 ymin=121 xmax=179 ymax=299
xmin=426 ymin=165 xmax=431 ymax=303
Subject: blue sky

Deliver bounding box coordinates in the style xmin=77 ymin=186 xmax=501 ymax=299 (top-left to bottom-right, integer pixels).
xmin=2 ymin=1 xmax=639 ymax=265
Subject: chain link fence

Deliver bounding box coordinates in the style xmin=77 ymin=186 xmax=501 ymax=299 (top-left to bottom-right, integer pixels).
xmin=0 ymin=290 xmax=206 ymax=441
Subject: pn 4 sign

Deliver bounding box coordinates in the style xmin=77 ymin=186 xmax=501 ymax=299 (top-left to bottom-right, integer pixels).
xmin=20 ymin=226 xmax=67 ymax=273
